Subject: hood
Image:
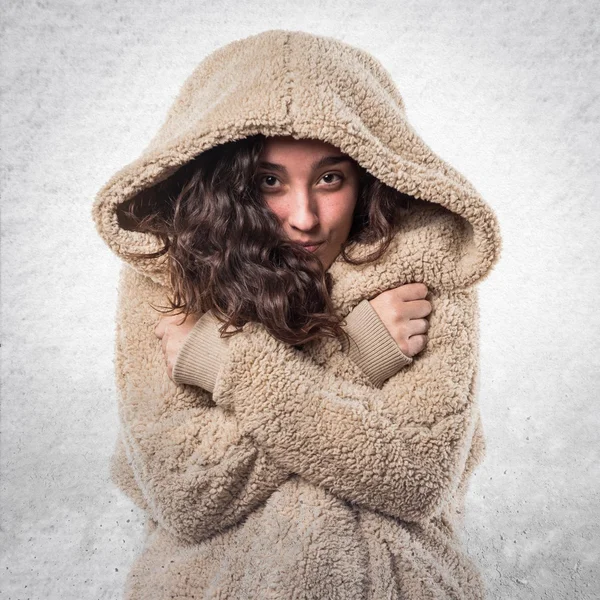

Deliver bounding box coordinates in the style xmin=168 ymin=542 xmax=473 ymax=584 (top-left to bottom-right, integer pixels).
xmin=91 ymin=29 xmax=502 ymax=315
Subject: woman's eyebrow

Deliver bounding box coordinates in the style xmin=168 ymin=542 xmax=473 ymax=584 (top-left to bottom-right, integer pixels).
xmin=258 ymin=156 xmax=352 ymax=173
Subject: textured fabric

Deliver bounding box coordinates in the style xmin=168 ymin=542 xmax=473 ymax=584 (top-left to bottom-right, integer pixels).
xmin=341 ymin=298 xmax=414 ymax=388
xmin=171 ymin=310 xmax=230 ymax=393
xmin=172 ymin=298 xmax=413 ymax=392
xmin=91 ymin=29 xmax=502 ymax=600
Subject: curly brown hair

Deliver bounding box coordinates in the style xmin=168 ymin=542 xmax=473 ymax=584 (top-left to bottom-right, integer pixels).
xmin=117 ymin=134 xmax=413 ymax=348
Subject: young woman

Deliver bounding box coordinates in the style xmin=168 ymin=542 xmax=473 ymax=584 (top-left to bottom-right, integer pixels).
xmin=92 ymin=29 xmax=502 ymax=600
xmin=156 ymin=135 xmax=430 ymax=387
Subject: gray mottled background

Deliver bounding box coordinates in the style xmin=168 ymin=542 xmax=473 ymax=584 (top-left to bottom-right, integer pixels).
xmin=1 ymin=1 xmax=598 ymax=598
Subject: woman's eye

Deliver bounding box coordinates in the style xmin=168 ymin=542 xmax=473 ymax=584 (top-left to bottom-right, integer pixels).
xmin=259 ymin=175 xmax=280 ymax=188
xmin=258 ymin=172 xmax=343 ymax=190
xmin=320 ymin=173 xmax=343 ymax=185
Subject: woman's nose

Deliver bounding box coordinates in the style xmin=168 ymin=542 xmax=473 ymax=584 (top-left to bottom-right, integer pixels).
xmin=287 ymin=190 xmax=319 ymax=230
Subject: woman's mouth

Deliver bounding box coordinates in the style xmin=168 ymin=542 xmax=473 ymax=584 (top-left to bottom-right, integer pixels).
xmin=294 ymin=240 xmax=325 ymax=252
xmin=304 ymin=243 xmax=322 ymax=252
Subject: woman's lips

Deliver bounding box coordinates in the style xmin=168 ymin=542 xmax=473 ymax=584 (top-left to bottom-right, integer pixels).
xmin=304 ymin=243 xmax=321 ymax=252
xmin=293 ymin=240 xmax=324 ymax=252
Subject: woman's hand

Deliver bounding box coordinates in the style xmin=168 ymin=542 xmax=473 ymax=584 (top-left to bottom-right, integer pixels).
xmin=368 ymin=283 xmax=432 ymax=358
xmin=154 ymin=312 xmax=200 ymax=380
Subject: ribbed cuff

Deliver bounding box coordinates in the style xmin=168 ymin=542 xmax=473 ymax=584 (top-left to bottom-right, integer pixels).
xmin=173 ymin=300 xmax=412 ymax=392
xmin=342 ymin=299 xmax=413 ymax=388
xmin=171 ymin=311 xmax=230 ymax=393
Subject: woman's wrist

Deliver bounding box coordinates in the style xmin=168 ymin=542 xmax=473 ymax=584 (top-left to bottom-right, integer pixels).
xmin=171 ymin=310 xmax=230 ymax=392
xmin=341 ymin=299 xmax=413 ymax=388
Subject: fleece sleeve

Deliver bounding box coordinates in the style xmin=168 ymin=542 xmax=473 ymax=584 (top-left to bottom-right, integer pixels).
xmin=109 ymin=265 xmax=291 ymax=544
xmin=172 ymin=298 xmax=414 ymax=392
xmin=210 ymin=285 xmax=481 ymax=524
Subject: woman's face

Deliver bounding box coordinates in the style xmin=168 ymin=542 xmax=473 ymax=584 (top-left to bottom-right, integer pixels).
xmin=257 ymin=136 xmax=360 ymax=271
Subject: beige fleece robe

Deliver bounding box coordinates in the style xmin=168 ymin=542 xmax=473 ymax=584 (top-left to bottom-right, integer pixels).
xmin=172 ymin=298 xmax=413 ymax=393
xmin=92 ymin=29 xmax=502 ymax=600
